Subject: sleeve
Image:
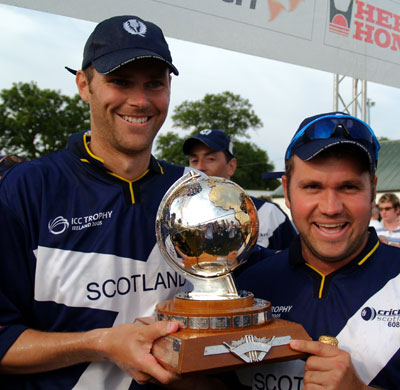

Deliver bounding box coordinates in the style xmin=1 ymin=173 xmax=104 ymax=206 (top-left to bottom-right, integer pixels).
xmin=0 ymin=200 xmax=34 ymax=360
xmin=256 ymin=201 xmax=297 ymax=250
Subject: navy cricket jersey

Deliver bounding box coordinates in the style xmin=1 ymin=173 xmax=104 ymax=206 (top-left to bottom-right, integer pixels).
xmin=235 ymin=229 xmax=400 ymax=389
xmin=0 ymin=132 xmax=190 ymax=389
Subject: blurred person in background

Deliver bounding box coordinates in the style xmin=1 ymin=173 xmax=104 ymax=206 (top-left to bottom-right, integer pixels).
xmin=376 ymin=192 xmax=400 ymax=247
xmin=369 ymin=205 xmax=382 ymax=230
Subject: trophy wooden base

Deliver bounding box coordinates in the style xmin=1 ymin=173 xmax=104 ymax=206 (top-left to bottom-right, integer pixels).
xmin=135 ymin=294 xmax=310 ymax=374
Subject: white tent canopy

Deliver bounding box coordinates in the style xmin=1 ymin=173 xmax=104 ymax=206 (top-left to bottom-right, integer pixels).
xmin=2 ymin=0 xmax=400 ymax=88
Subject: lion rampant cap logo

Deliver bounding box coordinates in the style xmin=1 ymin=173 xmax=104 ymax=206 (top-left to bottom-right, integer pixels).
xmin=200 ymin=129 xmax=212 ymax=136
xmin=123 ymin=19 xmax=147 ymax=37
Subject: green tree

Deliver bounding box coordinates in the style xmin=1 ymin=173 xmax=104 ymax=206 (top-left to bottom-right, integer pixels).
xmin=171 ymin=91 xmax=262 ymax=140
xmin=155 ymin=91 xmax=278 ymax=190
xmin=155 ymin=132 xmax=188 ymax=166
xmin=0 ymin=82 xmax=90 ymax=159
xmin=232 ymin=141 xmax=279 ymax=190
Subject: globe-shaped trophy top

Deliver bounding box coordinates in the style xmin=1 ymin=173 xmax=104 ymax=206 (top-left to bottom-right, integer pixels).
xmin=156 ymin=170 xmax=259 ymax=279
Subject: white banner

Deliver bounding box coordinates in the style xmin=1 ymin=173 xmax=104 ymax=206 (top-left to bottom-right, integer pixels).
xmin=2 ymin=0 xmax=400 ymax=88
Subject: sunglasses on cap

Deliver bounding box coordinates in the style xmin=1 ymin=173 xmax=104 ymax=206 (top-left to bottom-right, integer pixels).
xmin=285 ymin=114 xmax=380 ymax=161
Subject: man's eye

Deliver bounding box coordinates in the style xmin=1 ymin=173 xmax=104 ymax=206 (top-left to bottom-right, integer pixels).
xmin=110 ymin=79 xmax=128 ymax=87
xmin=304 ymin=184 xmax=320 ymax=190
xmin=342 ymin=184 xmax=359 ymax=191
xmin=148 ymin=80 xmax=164 ymax=88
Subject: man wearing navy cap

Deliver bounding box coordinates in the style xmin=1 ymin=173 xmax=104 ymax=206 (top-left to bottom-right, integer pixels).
xmin=0 ymin=15 xmax=192 ymax=389
xmin=235 ymin=112 xmax=400 ymax=389
xmin=183 ymin=129 xmax=297 ymax=251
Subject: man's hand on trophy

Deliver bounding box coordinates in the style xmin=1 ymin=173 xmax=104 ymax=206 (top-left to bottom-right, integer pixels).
xmin=94 ymin=321 xmax=183 ymax=385
xmin=289 ymin=339 xmax=371 ymax=390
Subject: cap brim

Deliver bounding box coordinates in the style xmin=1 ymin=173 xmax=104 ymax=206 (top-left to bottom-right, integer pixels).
xmin=65 ymin=48 xmax=179 ymax=76
xmin=65 ymin=66 xmax=77 ymax=75
xmin=183 ymin=136 xmax=225 ymax=155
xmin=92 ymin=48 xmax=179 ymax=75
xmin=261 ymin=171 xmax=285 ymax=180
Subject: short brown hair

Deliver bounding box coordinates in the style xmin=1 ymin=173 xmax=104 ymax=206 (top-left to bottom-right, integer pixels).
xmin=378 ymin=193 xmax=400 ymax=209
xmin=83 ymin=65 xmax=94 ymax=85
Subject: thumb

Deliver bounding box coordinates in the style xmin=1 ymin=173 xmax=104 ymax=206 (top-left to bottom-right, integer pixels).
xmin=143 ymin=320 xmax=182 ymax=342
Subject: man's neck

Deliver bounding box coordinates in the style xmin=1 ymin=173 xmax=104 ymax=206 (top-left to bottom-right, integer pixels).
xmin=383 ymin=219 xmax=400 ymax=232
xmin=88 ymin=139 xmax=152 ymax=181
xmin=304 ymin=256 xmax=351 ymax=275
xmin=103 ymin=153 xmax=151 ymax=181
xmin=301 ymin=232 xmax=370 ymax=276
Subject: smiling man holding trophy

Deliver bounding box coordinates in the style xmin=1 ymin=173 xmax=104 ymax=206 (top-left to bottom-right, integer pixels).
xmin=136 ymin=170 xmax=309 ymax=375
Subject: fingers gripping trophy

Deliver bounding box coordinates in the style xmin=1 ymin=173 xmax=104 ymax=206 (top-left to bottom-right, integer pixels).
xmin=136 ymin=170 xmax=310 ymax=374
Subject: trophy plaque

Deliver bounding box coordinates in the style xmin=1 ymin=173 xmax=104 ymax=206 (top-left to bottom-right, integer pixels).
xmin=135 ymin=171 xmax=310 ymax=374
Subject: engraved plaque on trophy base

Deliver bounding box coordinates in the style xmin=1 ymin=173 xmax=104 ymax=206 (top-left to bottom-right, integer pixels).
xmin=135 ymin=292 xmax=311 ymax=374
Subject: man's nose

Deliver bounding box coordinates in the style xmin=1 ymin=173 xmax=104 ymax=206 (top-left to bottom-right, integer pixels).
xmin=318 ymin=190 xmax=343 ymax=215
xmin=196 ymin=159 xmax=205 ymax=170
xmin=127 ymin=86 xmax=150 ymax=109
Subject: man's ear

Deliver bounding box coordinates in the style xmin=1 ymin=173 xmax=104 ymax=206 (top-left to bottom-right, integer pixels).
xmin=371 ymin=175 xmax=378 ymax=208
xmin=76 ymin=70 xmax=90 ymax=103
xmin=227 ymin=158 xmax=237 ymax=179
xmin=282 ymin=174 xmax=291 ymax=210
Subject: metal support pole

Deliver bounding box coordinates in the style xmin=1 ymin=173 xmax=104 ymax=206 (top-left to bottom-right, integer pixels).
xmin=333 ymin=74 xmax=369 ymax=121
xmin=361 ymin=80 xmax=367 ymax=122
xmin=333 ymin=74 xmax=338 ymax=111
xmin=352 ymin=78 xmax=358 ymax=117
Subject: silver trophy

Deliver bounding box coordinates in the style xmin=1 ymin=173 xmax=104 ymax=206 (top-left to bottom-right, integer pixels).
xmin=156 ymin=170 xmax=259 ymax=300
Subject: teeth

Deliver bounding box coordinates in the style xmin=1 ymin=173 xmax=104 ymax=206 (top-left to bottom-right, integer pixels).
xmin=318 ymin=223 xmax=345 ymax=228
xmin=122 ymin=116 xmax=148 ymax=124
xmin=316 ymin=223 xmax=346 ymax=233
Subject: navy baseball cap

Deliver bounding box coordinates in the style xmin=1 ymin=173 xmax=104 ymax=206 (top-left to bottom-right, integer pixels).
xmin=285 ymin=112 xmax=380 ymax=171
xmin=65 ymin=15 xmax=178 ymax=75
xmin=182 ymin=129 xmax=235 ymax=158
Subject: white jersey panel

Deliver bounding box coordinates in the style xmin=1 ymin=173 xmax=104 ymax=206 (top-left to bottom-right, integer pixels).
xmin=35 ymin=245 xmax=186 ymax=320
xmin=35 ymin=245 xmax=188 ymax=390
xmin=337 ymin=272 xmax=400 ymax=384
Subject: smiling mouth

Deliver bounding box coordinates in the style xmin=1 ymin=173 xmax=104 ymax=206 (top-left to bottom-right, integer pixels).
xmin=314 ymin=222 xmax=348 ymax=233
xmin=121 ymin=115 xmax=149 ymax=124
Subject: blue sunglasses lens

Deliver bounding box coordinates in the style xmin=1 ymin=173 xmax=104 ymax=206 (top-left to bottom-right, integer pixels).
xmin=307 ymin=118 xmax=374 ymax=143
xmin=286 ymin=115 xmax=379 ymax=161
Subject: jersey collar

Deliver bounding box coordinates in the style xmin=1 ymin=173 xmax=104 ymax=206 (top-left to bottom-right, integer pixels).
xmin=67 ymin=130 xmax=163 ymax=176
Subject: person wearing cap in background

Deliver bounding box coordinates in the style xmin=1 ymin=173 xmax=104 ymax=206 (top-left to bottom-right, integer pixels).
xmin=183 ymin=129 xmax=297 ymax=251
xmin=234 ymin=112 xmax=400 ymax=389
xmin=0 ymin=15 xmax=198 ymax=390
